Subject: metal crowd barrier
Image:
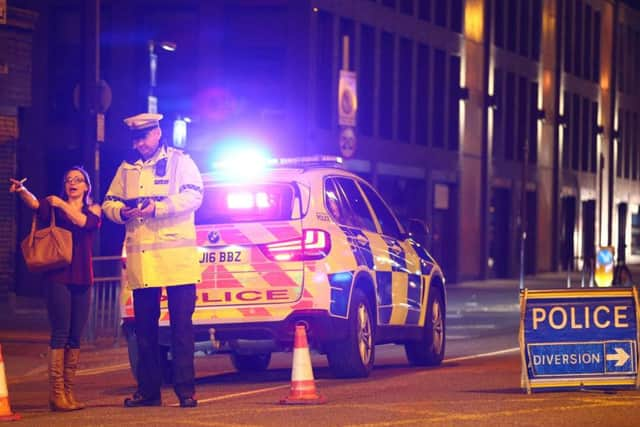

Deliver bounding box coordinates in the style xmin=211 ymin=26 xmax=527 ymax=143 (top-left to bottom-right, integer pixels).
xmin=84 ymin=256 xmax=122 ymax=344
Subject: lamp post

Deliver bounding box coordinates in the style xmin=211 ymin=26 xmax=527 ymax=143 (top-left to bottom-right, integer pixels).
xmin=147 ymin=40 xmax=177 ymax=113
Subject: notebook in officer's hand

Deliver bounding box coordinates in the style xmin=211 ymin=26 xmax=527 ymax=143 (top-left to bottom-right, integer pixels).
xmin=122 ymin=199 xmax=150 ymax=209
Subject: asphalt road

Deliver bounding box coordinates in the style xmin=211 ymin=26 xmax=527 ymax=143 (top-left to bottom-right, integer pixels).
xmin=2 ymin=274 xmax=639 ymax=426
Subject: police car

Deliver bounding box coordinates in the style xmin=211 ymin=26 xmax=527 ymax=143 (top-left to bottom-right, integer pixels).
xmin=121 ymin=155 xmax=446 ymax=378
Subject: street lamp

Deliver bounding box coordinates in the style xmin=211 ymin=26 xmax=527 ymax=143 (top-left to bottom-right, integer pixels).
xmin=147 ymin=40 xmax=177 ymax=113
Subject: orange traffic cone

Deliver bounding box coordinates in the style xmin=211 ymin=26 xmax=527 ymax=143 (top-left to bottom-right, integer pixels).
xmin=280 ymin=324 xmax=326 ymax=405
xmin=0 ymin=344 xmax=20 ymax=421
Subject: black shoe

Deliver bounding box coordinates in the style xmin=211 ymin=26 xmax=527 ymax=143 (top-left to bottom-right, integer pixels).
xmin=179 ymin=397 xmax=197 ymax=408
xmin=123 ymin=392 xmax=161 ymax=408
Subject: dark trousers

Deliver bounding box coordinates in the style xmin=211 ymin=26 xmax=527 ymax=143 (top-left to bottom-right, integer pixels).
xmin=46 ymin=282 xmax=91 ymax=349
xmin=133 ymin=284 xmax=196 ymax=399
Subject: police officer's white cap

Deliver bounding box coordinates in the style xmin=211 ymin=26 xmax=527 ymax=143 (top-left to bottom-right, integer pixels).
xmin=123 ymin=113 xmax=163 ymax=130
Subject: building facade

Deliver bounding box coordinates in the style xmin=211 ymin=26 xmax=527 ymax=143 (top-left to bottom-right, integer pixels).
xmin=4 ymin=0 xmax=640 ymax=298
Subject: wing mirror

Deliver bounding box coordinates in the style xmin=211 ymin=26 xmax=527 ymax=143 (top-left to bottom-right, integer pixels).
xmin=407 ymin=218 xmax=429 ymax=247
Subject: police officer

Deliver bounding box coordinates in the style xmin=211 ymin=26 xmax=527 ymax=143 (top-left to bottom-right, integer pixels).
xmin=102 ymin=113 xmax=203 ymax=408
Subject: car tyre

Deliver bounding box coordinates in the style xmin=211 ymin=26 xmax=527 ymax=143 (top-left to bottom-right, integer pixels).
xmin=230 ymin=352 xmax=272 ymax=372
xmin=405 ymin=286 xmax=445 ymax=366
xmin=327 ymin=288 xmax=375 ymax=378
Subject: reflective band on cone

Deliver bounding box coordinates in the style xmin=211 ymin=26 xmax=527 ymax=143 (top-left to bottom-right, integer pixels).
xmin=280 ymin=325 xmax=326 ymax=405
xmin=0 ymin=345 xmax=20 ymax=421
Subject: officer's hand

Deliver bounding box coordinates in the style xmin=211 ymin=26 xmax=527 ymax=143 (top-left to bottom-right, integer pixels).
xmin=120 ymin=207 xmax=137 ymax=221
xmin=138 ymin=200 xmax=155 ymax=218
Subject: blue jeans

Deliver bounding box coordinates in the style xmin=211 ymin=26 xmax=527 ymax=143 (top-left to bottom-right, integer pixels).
xmin=46 ymin=282 xmax=91 ymax=349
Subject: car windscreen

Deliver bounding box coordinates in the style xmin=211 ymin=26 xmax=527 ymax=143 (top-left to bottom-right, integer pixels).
xmin=195 ymin=183 xmax=296 ymax=224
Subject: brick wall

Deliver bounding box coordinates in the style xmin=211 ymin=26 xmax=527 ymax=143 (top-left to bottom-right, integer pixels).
xmin=0 ymin=7 xmax=36 ymax=302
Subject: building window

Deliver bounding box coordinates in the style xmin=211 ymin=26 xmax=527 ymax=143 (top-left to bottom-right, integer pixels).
xmin=451 ymin=0 xmax=463 ymax=33
xmin=528 ymin=81 xmax=538 ymax=165
xmin=633 ymin=111 xmax=639 ymax=180
xmin=563 ymin=0 xmax=573 ymax=74
xmin=379 ymin=31 xmax=394 ymax=140
xmin=398 ymin=37 xmax=412 ymax=143
xmin=593 ymin=11 xmax=601 ymax=83
xmin=315 ymin=11 xmax=334 ymax=129
xmin=358 ymin=24 xmax=375 ymax=137
xmin=631 ymin=207 xmax=640 ymax=255
xmin=435 ymin=0 xmax=446 ymax=27
xmin=432 ymin=49 xmax=445 ymax=148
xmin=517 ymin=76 xmax=528 ymax=162
xmin=581 ymin=98 xmax=590 ymax=172
xmin=519 ymin=0 xmax=529 ymax=58
xmin=493 ymin=68 xmax=504 ymax=159
xmin=416 ymin=43 xmax=431 ymax=146
xmin=448 ymin=55 xmax=460 ymax=151
xmin=584 ymin=4 xmax=592 ymax=81
xmin=625 ymin=110 xmax=632 ymax=179
xmin=400 ymin=0 xmax=414 ymax=16
xmin=505 ymin=72 xmax=515 ymax=160
xmin=574 ymin=0 xmax=583 ymax=78
xmin=382 ymin=0 xmax=397 ymax=9
xmin=616 ymin=109 xmax=623 ymax=178
xmin=531 ymin=0 xmax=541 ymax=60
xmin=571 ymin=93 xmax=580 ymax=171
xmin=507 ymin=0 xmax=517 ymax=52
xmin=418 ymin=0 xmax=431 ymax=21
xmin=591 ymin=102 xmax=598 ymax=173
xmin=494 ymin=0 xmax=505 ymax=48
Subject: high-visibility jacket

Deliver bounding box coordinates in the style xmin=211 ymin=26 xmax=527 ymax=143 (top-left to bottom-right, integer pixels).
xmin=102 ymin=146 xmax=203 ymax=289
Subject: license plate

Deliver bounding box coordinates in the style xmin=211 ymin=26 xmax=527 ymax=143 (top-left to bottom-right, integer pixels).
xmin=198 ymin=248 xmax=247 ymax=264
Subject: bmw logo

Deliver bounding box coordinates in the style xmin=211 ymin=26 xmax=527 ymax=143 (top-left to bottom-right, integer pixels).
xmin=208 ymin=230 xmax=220 ymax=244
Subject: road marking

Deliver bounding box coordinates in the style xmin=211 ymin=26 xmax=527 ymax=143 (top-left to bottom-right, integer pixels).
xmin=448 ymin=324 xmax=497 ymax=330
xmin=78 ymin=363 xmax=131 ymax=376
xmin=444 ymin=347 xmax=519 ymax=363
xmin=168 ymin=384 xmax=291 ymax=407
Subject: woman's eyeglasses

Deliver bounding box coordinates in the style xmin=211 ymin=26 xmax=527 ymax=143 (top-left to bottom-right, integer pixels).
xmin=65 ymin=177 xmax=86 ymax=184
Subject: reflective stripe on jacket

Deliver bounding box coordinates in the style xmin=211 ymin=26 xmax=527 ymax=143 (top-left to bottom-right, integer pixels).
xmin=102 ymin=146 xmax=203 ymax=288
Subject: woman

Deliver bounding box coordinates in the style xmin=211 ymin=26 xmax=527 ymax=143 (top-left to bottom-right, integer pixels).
xmin=9 ymin=167 xmax=101 ymax=412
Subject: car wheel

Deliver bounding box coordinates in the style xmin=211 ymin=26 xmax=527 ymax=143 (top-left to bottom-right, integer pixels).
xmin=327 ymin=288 xmax=375 ymax=378
xmin=230 ymin=352 xmax=272 ymax=372
xmin=123 ymin=323 xmax=173 ymax=384
xmin=405 ymin=286 xmax=445 ymax=366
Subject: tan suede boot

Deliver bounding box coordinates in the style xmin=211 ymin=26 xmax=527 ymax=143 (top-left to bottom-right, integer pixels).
xmin=63 ymin=348 xmax=85 ymax=410
xmin=49 ymin=348 xmax=74 ymax=411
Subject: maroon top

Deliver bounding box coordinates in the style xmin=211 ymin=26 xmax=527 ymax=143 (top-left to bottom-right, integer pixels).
xmin=37 ymin=198 xmax=101 ymax=285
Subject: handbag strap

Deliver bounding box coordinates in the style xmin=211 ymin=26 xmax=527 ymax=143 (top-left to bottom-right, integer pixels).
xmin=28 ymin=206 xmax=57 ymax=245
xmin=49 ymin=206 xmax=57 ymax=227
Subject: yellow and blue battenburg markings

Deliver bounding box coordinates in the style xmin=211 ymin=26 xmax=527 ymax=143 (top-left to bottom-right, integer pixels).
xmin=520 ymin=288 xmax=640 ymax=393
xmin=330 ymin=225 xmax=434 ymax=326
xmin=329 ymin=271 xmax=354 ymax=317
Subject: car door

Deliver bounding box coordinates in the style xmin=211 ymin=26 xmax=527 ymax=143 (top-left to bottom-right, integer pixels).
xmin=357 ymin=181 xmax=423 ymax=326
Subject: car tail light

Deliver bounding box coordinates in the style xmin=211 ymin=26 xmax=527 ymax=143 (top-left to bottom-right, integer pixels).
xmin=259 ymin=229 xmax=331 ymax=261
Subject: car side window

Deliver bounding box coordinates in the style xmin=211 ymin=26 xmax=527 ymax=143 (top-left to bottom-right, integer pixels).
xmin=335 ymin=177 xmax=377 ymax=232
xmin=324 ymin=178 xmax=350 ymax=225
xmin=359 ymin=181 xmax=402 ymax=239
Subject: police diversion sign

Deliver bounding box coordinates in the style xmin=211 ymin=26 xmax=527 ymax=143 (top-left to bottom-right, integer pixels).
xmin=520 ymin=288 xmax=640 ymax=393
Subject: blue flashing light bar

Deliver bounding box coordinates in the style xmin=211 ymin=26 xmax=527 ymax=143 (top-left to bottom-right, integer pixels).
xmin=267 ymin=155 xmax=344 ymax=168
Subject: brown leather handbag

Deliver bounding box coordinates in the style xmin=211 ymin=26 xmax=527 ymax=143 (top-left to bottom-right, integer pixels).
xmin=21 ymin=207 xmax=72 ymax=272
